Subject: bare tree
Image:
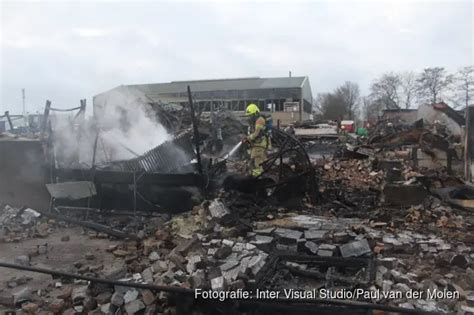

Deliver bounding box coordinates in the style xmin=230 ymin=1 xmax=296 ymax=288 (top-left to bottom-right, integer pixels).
xmin=319 ymin=92 xmax=347 ymax=120
xmin=361 ymin=96 xmax=383 ymax=122
xmin=455 ymin=66 xmax=474 ymax=107
xmin=312 ymin=96 xmax=323 ymax=115
xmin=317 ymin=82 xmax=360 ymax=120
xmin=416 ymin=67 xmax=453 ymax=104
xmin=318 ymin=93 xmax=346 ymax=120
xmin=400 ymin=71 xmax=417 ymax=109
xmin=336 ymin=81 xmax=360 ymax=119
xmin=370 ymin=72 xmax=401 ymax=109
xmin=361 ymin=97 xmax=371 ymax=121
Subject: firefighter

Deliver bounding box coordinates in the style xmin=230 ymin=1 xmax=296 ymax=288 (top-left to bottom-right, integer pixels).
xmin=244 ymin=103 xmax=269 ymax=177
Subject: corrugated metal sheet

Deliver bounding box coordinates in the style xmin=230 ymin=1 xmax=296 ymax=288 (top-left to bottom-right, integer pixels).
xmin=105 ymin=132 xmax=195 ymax=173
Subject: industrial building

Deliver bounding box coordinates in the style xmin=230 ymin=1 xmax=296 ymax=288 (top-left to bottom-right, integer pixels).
xmin=93 ymin=76 xmax=313 ymax=125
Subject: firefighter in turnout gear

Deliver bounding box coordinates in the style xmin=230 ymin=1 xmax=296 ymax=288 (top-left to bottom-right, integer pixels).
xmin=244 ymin=103 xmax=269 ymax=177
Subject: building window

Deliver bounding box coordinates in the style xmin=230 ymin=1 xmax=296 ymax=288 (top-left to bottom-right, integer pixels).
xmin=284 ymin=102 xmax=299 ymax=112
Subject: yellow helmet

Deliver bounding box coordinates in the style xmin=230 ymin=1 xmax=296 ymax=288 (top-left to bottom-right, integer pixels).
xmin=246 ymin=103 xmax=260 ymax=116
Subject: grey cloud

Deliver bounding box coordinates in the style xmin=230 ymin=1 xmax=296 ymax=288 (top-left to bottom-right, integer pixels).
xmin=1 ymin=1 xmax=472 ymax=114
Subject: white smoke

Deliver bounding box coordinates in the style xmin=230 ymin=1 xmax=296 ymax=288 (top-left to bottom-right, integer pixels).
xmin=98 ymin=100 xmax=170 ymax=161
xmin=52 ymin=89 xmax=172 ymax=168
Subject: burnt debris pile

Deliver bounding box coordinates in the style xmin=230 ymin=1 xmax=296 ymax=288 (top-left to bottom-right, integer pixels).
xmin=0 ymin=99 xmax=473 ymax=314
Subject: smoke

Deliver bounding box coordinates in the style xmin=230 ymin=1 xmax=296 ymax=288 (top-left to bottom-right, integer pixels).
xmin=52 ymin=89 xmax=173 ymax=168
xmin=50 ymin=112 xmax=88 ymax=168
xmin=98 ymin=98 xmax=171 ymax=162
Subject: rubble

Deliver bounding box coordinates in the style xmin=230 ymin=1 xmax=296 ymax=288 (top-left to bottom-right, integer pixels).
xmin=110 ymin=291 xmax=124 ymax=306
xmin=0 ymin=107 xmax=473 ymax=315
xmin=21 ymin=302 xmax=39 ymax=313
xmin=208 ymin=199 xmax=231 ymax=220
xmin=124 ymin=299 xmax=145 ymax=314
xmin=3 ymin=184 xmax=470 ymax=314
xmin=14 ymin=255 xmax=30 ymax=266
xmin=211 ymin=276 xmax=225 ymax=291
xmin=339 ymin=239 xmax=371 ymax=257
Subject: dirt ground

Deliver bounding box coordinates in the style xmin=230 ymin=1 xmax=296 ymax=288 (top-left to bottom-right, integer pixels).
xmin=0 ymin=227 xmax=119 ymax=311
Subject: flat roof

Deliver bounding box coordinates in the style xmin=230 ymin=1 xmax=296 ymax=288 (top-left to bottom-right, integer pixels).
xmin=114 ymin=76 xmax=308 ymax=95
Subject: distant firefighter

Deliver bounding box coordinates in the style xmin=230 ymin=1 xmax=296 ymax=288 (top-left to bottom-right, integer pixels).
xmin=243 ymin=104 xmax=271 ymax=177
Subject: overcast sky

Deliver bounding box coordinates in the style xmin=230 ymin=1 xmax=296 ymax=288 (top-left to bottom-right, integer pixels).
xmin=1 ymin=0 xmax=472 ymax=114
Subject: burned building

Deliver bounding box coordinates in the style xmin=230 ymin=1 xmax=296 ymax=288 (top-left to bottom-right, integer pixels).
xmin=417 ymin=102 xmax=465 ymax=139
xmin=2 ymin=94 xmax=474 ymax=315
xmin=93 ymin=76 xmax=313 ymax=126
xmin=381 ymin=109 xmax=418 ymax=124
xmin=3 ymin=86 xmax=474 ymax=315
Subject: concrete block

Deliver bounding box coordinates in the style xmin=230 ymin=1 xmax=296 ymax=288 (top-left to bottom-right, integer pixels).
xmin=124 ymin=300 xmax=145 ymax=314
xmin=208 ymin=199 xmax=230 ymax=220
xmin=339 ymin=239 xmax=371 ymax=257
xmin=211 ymin=276 xmax=225 ymax=291
xmin=274 ymin=228 xmax=303 ymax=241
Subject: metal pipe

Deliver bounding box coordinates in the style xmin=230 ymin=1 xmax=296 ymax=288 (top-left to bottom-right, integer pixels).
xmin=0 ymin=261 xmax=193 ymax=294
xmin=50 ymin=106 xmax=82 ymax=112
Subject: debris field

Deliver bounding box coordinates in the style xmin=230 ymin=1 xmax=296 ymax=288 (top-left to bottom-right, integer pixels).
xmin=0 ymin=97 xmax=473 ymax=315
